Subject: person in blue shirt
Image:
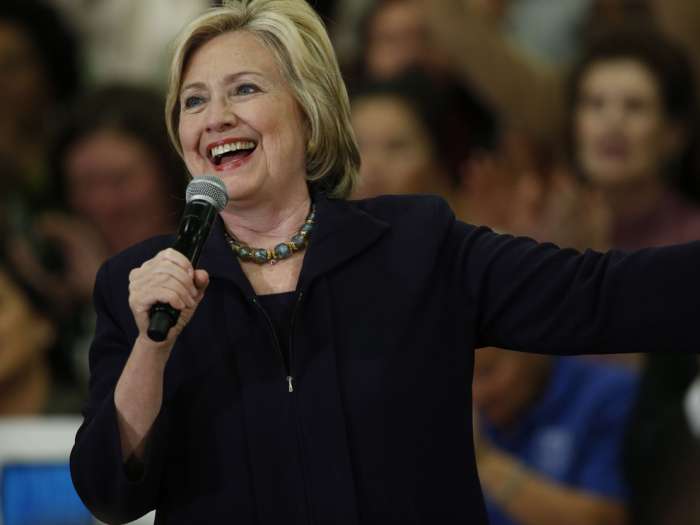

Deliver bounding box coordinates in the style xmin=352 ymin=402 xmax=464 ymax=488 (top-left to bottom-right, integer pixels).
xmin=473 ymin=347 xmax=638 ymax=525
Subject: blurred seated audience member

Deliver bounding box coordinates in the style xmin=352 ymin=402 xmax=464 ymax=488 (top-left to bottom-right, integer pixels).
xmin=565 ymin=28 xmax=700 ymax=524
xmin=418 ymin=0 xmax=700 ymax=144
xmin=463 ymin=25 xmax=700 ymax=250
xmin=0 ymin=266 xmax=58 ymax=414
xmin=349 ymin=0 xmax=496 ymax=155
xmin=350 ymin=69 xmax=496 ymax=210
xmin=357 ymin=0 xmax=440 ymax=82
xmin=473 ymin=347 xmax=637 ymax=525
xmin=0 ymin=0 xmax=81 ymax=200
xmin=567 ymin=26 xmax=700 ymax=248
xmin=5 ymin=85 xmax=186 ymax=398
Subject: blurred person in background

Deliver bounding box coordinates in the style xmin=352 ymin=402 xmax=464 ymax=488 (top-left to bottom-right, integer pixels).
xmin=0 ymin=266 xmax=58 ymax=414
xmin=5 ymin=85 xmax=186 ymax=405
xmin=473 ymin=347 xmax=636 ymax=525
xmin=0 ymin=0 xmax=81 ymax=200
xmin=567 ymin=26 xmax=700 ymax=248
xmin=566 ymin=27 xmax=700 ymax=525
xmin=350 ymin=0 xmax=496 ymax=162
xmin=350 ymin=69 xmax=495 ymax=211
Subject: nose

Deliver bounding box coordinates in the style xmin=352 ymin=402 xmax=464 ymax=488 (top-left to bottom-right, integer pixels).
xmin=205 ymin=94 xmax=239 ymax=133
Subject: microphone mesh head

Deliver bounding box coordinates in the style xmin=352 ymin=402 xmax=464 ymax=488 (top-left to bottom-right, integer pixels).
xmin=185 ymin=175 xmax=228 ymax=211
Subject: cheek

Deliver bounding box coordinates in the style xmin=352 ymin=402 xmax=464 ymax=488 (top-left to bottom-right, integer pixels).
xmin=178 ymin=117 xmax=200 ymax=159
xmin=575 ymin=111 xmax=599 ymax=151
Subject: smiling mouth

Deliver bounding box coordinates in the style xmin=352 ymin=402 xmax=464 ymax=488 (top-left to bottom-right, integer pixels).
xmin=208 ymin=140 xmax=257 ymax=166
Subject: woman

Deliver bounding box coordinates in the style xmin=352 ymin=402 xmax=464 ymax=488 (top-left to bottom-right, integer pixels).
xmin=565 ymin=28 xmax=700 ymax=525
xmin=350 ymin=69 xmax=491 ymax=209
xmin=0 ymin=0 xmax=80 ymax=197
xmin=70 ymin=1 xmax=700 ymax=524
xmin=6 ymin=85 xmax=187 ymax=404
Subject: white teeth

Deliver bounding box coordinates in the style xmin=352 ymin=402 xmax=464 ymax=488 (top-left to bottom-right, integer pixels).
xmin=210 ymin=141 xmax=256 ymax=158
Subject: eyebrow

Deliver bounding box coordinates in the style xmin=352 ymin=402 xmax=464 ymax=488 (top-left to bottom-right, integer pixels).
xmin=180 ymin=71 xmax=266 ymax=94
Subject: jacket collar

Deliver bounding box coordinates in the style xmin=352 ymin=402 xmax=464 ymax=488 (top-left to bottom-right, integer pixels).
xmin=198 ymin=191 xmax=389 ymax=296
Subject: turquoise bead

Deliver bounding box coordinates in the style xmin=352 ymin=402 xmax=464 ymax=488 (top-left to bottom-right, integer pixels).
xmin=254 ymin=249 xmax=268 ymax=263
xmin=274 ymin=243 xmax=292 ymax=259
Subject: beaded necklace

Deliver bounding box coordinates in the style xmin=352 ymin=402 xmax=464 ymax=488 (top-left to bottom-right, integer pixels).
xmin=223 ymin=203 xmax=315 ymax=265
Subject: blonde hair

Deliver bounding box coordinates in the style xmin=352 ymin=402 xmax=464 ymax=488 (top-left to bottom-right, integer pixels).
xmin=165 ymin=0 xmax=359 ymax=198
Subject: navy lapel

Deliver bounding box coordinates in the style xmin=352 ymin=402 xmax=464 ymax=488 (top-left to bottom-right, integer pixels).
xmin=197 ymin=217 xmax=254 ymax=297
xmin=197 ymin=192 xmax=390 ymax=295
xmin=298 ymin=192 xmax=389 ymax=291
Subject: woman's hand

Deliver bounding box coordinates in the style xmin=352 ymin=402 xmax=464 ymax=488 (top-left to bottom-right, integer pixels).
xmin=6 ymin=212 xmax=109 ymax=312
xmin=128 ymin=248 xmax=209 ymax=347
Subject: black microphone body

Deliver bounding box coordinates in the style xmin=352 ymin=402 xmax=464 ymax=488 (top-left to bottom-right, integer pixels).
xmin=147 ymin=177 xmax=228 ymax=342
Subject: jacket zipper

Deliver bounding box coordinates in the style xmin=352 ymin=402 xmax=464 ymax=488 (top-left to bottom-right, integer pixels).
xmin=287 ymin=291 xmax=304 ymax=393
xmin=252 ymin=290 xmax=304 ymax=393
xmin=252 ymin=297 xmax=293 ymax=392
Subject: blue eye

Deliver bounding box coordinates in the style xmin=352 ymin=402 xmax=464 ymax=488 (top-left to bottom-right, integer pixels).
xmin=184 ymin=95 xmax=205 ymax=109
xmin=236 ymin=84 xmax=259 ymax=95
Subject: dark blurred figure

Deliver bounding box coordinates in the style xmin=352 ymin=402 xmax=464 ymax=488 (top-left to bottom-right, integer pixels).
xmin=0 ymin=0 xmax=81 ymax=198
xmin=0 ymin=264 xmax=56 ymax=414
xmin=567 ymin=26 xmax=700 ymax=244
xmin=349 ymin=0 xmax=496 ymax=168
xmin=350 ymin=69 xmax=495 ymax=210
xmin=3 ymin=85 xmax=186 ymax=411
xmin=564 ymin=27 xmax=700 ymax=525
xmin=473 ymin=347 xmax=636 ymax=525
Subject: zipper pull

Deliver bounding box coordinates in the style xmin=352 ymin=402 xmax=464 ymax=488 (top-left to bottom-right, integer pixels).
xmin=287 ymin=375 xmax=294 ymax=393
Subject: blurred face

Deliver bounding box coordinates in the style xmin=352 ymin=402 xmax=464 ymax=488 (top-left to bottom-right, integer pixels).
xmin=366 ymin=0 xmax=429 ymax=80
xmin=178 ymin=30 xmax=308 ymax=205
xmin=0 ymin=22 xmax=50 ymax=149
xmin=473 ymin=347 xmax=551 ymax=429
xmin=574 ymin=59 xmax=679 ymax=189
xmin=352 ymin=95 xmax=441 ymax=198
xmin=64 ymin=129 xmax=172 ymax=253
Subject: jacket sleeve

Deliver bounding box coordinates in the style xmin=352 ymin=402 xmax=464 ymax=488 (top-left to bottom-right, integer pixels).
xmin=452 ymin=219 xmax=700 ymax=354
xmin=70 ymin=260 xmax=170 ymax=524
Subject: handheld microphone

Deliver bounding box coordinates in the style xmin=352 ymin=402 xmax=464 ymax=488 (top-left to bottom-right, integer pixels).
xmin=147 ymin=175 xmax=228 ymax=342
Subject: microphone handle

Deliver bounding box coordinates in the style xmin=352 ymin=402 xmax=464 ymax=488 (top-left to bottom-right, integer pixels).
xmin=147 ymin=202 xmax=218 ymax=342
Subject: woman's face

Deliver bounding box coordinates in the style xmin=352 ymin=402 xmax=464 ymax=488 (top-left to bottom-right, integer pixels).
xmin=574 ymin=59 xmax=679 ymax=189
xmin=352 ymin=95 xmax=441 ymax=198
xmin=0 ymin=22 xmax=50 ymax=149
xmin=178 ymin=30 xmax=308 ymax=205
xmin=366 ymin=1 xmax=425 ymax=80
xmin=64 ymin=129 xmax=172 ymax=254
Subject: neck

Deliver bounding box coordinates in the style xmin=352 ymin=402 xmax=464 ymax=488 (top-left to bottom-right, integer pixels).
xmin=599 ymin=175 xmax=666 ymax=224
xmin=220 ymin=184 xmax=312 ymax=248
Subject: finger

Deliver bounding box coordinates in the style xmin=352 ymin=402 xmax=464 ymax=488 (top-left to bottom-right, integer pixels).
xmin=193 ymin=269 xmax=209 ymax=291
xmin=148 ymin=265 xmax=198 ymax=297
xmin=131 ymin=258 xmax=197 ymax=295
xmin=130 ymin=270 xmax=197 ymax=306
xmin=131 ymin=287 xmax=190 ymax=313
xmin=157 ymin=249 xmax=193 ymax=272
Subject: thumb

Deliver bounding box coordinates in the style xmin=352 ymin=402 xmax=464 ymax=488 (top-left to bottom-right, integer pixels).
xmin=192 ymin=270 xmax=209 ymax=303
xmin=193 ymin=269 xmax=210 ymax=293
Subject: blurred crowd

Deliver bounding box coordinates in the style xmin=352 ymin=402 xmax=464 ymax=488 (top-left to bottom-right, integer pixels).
xmin=2 ymin=0 xmax=700 ymax=523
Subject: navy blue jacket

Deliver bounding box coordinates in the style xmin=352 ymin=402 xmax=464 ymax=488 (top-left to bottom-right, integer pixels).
xmin=70 ymin=194 xmax=700 ymax=524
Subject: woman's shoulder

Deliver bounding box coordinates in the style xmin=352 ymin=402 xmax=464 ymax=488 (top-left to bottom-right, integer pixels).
xmin=347 ymin=193 xmax=455 ymax=227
